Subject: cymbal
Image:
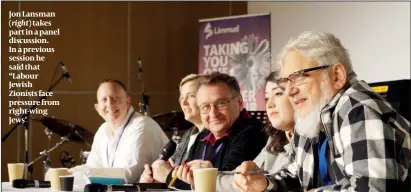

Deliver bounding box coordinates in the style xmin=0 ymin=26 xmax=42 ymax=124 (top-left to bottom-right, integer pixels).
xmin=40 ymin=117 xmax=94 ymax=146
xmin=152 ymin=111 xmax=193 ymax=132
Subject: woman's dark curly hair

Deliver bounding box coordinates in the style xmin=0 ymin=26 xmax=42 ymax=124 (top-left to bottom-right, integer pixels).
xmin=264 ymin=71 xmax=289 ymax=155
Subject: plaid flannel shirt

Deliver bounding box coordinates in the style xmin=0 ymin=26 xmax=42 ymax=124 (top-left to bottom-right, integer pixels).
xmin=268 ymin=78 xmax=411 ymax=192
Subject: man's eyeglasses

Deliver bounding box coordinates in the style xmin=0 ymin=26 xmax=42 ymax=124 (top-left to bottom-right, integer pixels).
xmin=277 ymin=65 xmax=331 ymax=88
xmin=199 ymin=94 xmax=239 ymax=114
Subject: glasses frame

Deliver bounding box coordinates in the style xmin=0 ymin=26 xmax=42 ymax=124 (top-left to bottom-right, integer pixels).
xmin=277 ymin=65 xmax=331 ymax=88
xmin=198 ymin=94 xmax=239 ymax=114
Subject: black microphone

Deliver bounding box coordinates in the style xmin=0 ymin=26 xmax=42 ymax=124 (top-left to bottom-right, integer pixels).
xmin=12 ymin=179 xmax=50 ymax=188
xmin=59 ymin=61 xmax=72 ymax=83
xmin=84 ymin=183 xmax=168 ymax=192
xmin=158 ymin=140 xmax=177 ymax=160
xmin=148 ymin=140 xmax=177 ymax=178
xmin=84 ymin=183 xmax=134 ymax=192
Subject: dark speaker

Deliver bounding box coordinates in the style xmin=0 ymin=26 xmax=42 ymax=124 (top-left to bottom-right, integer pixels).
xmin=369 ymin=79 xmax=410 ymax=121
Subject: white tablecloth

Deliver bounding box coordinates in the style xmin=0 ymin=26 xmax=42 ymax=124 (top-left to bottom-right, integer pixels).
xmin=1 ymin=182 xmax=190 ymax=191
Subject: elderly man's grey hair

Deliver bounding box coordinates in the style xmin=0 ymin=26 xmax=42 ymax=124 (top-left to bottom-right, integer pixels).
xmin=276 ymin=31 xmax=356 ymax=78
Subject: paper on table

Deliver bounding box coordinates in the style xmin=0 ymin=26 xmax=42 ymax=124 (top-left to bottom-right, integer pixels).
xmin=88 ymin=168 xmax=124 ymax=178
xmin=68 ymin=164 xmax=91 ymax=189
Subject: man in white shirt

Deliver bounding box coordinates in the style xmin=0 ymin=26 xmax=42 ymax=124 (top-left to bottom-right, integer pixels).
xmin=85 ymin=79 xmax=169 ymax=183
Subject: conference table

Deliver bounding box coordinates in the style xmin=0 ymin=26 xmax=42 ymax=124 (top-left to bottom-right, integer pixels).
xmin=1 ymin=182 xmax=191 ymax=191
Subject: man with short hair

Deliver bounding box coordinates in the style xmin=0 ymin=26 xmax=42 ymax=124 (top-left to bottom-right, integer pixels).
xmin=163 ymin=72 xmax=268 ymax=190
xmin=232 ymin=31 xmax=410 ymax=192
xmin=86 ymin=79 xmax=169 ymax=183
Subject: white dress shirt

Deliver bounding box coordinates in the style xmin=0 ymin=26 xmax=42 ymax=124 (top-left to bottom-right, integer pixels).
xmin=186 ymin=132 xmax=199 ymax=153
xmin=86 ymin=107 xmax=169 ymax=183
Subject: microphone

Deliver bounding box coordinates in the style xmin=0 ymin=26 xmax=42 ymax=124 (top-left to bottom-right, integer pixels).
xmin=84 ymin=183 xmax=168 ymax=192
xmin=148 ymin=140 xmax=177 ymax=178
xmin=84 ymin=183 xmax=135 ymax=192
xmin=59 ymin=61 xmax=72 ymax=83
xmin=137 ymin=57 xmax=142 ymax=81
xmin=158 ymin=140 xmax=177 ymax=161
xmin=12 ymin=179 xmax=50 ymax=188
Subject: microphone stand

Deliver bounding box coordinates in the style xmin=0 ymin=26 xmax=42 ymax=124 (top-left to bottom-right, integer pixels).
xmin=137 ymin=57 xmax=150 ymax=116
xmin=43 ymin=128 xmax=53 ymax=176
xmin=139 ymin=92 xmax=150 ymax=116
xmin=2 ymin=72 xmax=70 ymax=179
xmin=27 ymin=136 xmax=70 ymax=177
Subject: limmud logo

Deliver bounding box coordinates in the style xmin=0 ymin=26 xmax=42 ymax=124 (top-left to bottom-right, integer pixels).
xmin=204 ymin=22 xmax=240 ymax=40
xmin=204 ymin=23 xmax=213 ymax=40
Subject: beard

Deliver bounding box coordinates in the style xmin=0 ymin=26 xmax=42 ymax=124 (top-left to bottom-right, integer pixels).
xmin=294 ymin=75 xmax=334 ymax=139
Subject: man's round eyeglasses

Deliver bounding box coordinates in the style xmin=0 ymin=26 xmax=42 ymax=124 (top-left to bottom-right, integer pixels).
xmin=277 ymin=65 xmax=331 ymax=88
xmin=199 ymin=94 xmax=239 ymax=114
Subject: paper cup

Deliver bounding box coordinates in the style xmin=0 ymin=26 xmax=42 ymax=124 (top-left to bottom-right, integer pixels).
xmin=192 ymin=168 xmax=218 ymax=192
xmin=49 ymin=168 xmax=70 ymax=191
xmin=7 ymin=163 xmax=25 ymax=182
xmin=60 ymin=175 xmax=74 ymax=191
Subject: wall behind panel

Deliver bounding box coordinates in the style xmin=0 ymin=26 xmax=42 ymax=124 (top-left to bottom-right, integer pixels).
xmin=248 ymin=2 xmax=410 ymax=83
xmin=1 ymin=1 xmax=247 ymax=181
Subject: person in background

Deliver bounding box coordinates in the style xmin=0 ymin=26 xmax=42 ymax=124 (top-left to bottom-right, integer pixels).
xmin=167 ymin=72 xmax=268 ymax=190
xmin=139 ymin=74 xmax=205 ymax=183
xmin=232 ymin=31 xmax=410 ymax=192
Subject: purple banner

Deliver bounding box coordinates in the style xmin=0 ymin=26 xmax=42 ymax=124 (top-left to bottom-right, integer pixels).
xmin=198 ymin=13 xmax=271 ymax=111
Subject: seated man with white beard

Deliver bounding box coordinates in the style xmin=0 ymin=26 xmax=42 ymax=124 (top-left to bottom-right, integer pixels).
xmin=232 ymin=31 xmax=410 ymax=192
